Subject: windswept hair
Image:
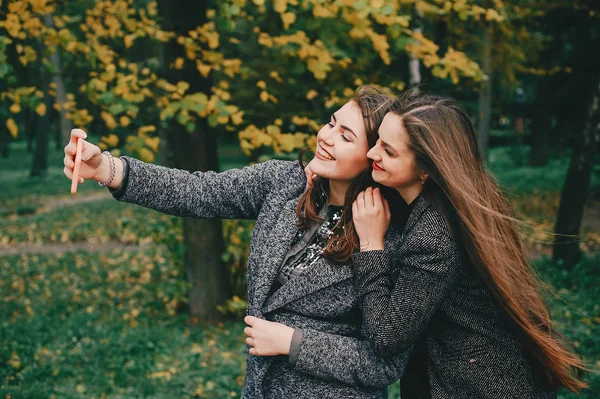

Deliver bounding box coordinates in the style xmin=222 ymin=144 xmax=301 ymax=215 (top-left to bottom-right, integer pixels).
xmin=389 ymin=89 xmax=587 ymax=392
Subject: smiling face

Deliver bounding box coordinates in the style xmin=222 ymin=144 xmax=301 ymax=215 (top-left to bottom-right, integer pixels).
xmin=368 ymin=112 xmax=427 ymax=204
xmin=307 ymin=101 xmax=371 ymax=182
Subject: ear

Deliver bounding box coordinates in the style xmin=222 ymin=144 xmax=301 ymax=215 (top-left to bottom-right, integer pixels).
xmin=420 ymin=170 xmax=429 ymax=181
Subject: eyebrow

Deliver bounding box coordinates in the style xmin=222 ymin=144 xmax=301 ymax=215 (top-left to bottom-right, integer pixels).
xmin=331 ymin=113 xmax=358 ymax=138
xmin=381 ymin=140 xmax=398 ymax=154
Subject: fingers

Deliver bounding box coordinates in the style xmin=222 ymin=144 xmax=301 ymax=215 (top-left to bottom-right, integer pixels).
xmin=81 ymin=141 xmax=100 ymax=162
xmin=356 ymin=191 xmax=365 ymax=209
xmin=383 ymin=198 xmax=391 ymax=221
xmin=64 ymin=154 xmax=74 ymax=170
xmin=249 ymin=347 xmax=257 ymax=356
xmin=63 ymin=166 xmax=84 ymax=183
xmin=65 ymin=129 xmax=87 ymax=157
xmin=245 ymin=337 xmax=254 ymax=347
xmin=244 ymin=327 xmax=253 ymax=337
xmin=244 ymin=315 xmax=257 ymax=326
xmin=365 ymin=187 xmax=374 ymax=208
xmin=70 ymin=128 xmax=87 ymax=143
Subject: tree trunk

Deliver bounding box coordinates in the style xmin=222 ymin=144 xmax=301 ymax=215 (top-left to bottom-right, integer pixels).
xmin=477 ymin=26 xmax=492 ymax=159
xmin=528 ymin=112 xmax=550 ymax=166
xmin=553 ymin=77 xmax=600 ymax=265
xmin=30 ymin=41 xmax=53 ymax=178
xmin=408 ymin=6 xmax=423 ymax=90
xmin=42 ymin=13 xmax=73 ymax=146
xmin=158 ymin=0 xmax=229 ymax=321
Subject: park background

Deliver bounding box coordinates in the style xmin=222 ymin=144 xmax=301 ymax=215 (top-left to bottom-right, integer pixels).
xmin=0 ymin=0 xmax=598 ymax=397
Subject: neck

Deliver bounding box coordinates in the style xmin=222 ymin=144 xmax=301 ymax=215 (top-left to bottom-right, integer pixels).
xmin=327 ymin=179 xmax=350 ymax=206
xmin=397 ymin=184 xmax=423 ymax=205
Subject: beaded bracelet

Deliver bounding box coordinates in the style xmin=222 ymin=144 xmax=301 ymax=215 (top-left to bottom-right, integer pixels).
xmin=98 ymin=151 xmax=116 ymax=188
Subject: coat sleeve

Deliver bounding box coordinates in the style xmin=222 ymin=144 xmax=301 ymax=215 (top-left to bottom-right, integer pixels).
xmin=111 ymin=157 xmax=301 ymax=220
xmin=350 ymin=211 xmax=462 ymax=358
xmin=292 ymin=328 xmax=409 ymax=387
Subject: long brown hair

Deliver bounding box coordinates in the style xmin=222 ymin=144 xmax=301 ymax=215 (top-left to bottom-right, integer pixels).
xmin=296 ymin=85 xmax=395 ymax=263
xmin=389 ymin=89 xmax=587 ymax=392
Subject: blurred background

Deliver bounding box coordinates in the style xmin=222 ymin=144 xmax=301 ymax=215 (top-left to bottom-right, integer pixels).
xmin=0 ymin=0 xmax=598 ymax=397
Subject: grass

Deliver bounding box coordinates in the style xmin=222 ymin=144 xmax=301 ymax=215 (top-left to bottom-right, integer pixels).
xmin=1 ymin=140 xmax=598 ymax=398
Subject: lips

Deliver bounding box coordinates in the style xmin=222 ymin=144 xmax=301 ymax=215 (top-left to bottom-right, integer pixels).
xmin=372 ymin=162 xmax=385 ymax=171
xmin=316 ymin=144 xmax=335 ymax=161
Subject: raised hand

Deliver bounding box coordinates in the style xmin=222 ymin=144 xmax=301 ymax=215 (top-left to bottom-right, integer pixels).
xmin=352 ymin=187 xmax=391 ymax=252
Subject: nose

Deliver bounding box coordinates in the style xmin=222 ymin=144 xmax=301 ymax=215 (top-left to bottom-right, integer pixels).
xmin=318 ymin=125 xmax=335 ymax=146
xmin=367 ymin=146 xmax=380 ymax=161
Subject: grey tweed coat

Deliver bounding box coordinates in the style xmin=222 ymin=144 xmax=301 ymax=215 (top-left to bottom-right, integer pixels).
xmin=112 ymin=157 xmax=409 ymax=399
xmin=351 ymin=195 xmax=557 ymax=399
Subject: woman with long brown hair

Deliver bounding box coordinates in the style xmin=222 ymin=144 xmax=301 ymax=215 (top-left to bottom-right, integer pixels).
xmin=62 ymin=86 xmax=413 ymax=398
xmin=350 ymin=90 xmax=587 ymax=397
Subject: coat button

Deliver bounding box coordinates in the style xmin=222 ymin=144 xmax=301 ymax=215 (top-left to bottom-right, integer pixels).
xmin=469 ymin=359 xmax=477 ymax=364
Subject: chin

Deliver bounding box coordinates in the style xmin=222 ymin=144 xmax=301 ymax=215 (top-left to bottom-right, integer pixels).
xmin=308 ymin=158 xmax=335 ymax=176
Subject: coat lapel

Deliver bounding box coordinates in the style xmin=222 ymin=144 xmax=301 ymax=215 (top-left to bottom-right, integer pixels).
xmin=402 ymin=195 xmax=431 ymax=236
xmin=262 ymin=256 xmax=353 ymax=314
xmin=252 ymin=197 xmax=301 ymax=316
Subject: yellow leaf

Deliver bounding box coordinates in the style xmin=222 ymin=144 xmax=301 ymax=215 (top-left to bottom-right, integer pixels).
xmin=101 ymin=112 xmax=117 ymax=130
xmin=124 ymin=34 xmax=135 ymax=49
xmin=259 ymin=91 xmax=269 ymax=102
xmin=174 ymin=57 xmax=184 ymax=69
xmin=120 ymin=116 xmax=131 ymax=127
xmin=138 ymin=148 xmax=155 ymax=163
xmin=101 ymin=134 xmax=119 ymax=147
xmin=256 ymin=80 xmax=267 ymax=89
xmin=144 ymin=137 xmax=160 ymax=152
xmin=274 ymin=0 xmax=287 ymax=13
xmin=9 ymin=103 xmax=21 ymax=113
xmin=231 ymin=111 xmax=244 ymax=125
xmin=252 ymin=0 xmax=266 ymax=5
xmin=281 ymin=12 xmax=296 ymax=29
xmin=35 ymin=103 xmax=47 ymax=116
xmin=305 ymin=90 xmax=318 ymax=100
xmin=138 ymin=125 xmax=157 ymax=135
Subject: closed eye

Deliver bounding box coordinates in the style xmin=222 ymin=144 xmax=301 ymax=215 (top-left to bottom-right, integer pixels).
xmin=341 ymin=134 xmax=351 ymax=142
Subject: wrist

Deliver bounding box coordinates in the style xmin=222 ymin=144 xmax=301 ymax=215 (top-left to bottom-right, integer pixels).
xmin=93 ymin=153 xmax=111 ymax=183
xmin=280 ymin=326 xmax=295 ymax=355
xmin=359 ymin=238 xmax=385 ymax=252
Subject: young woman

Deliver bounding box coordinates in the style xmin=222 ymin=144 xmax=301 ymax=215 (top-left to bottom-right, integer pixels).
xmin=254 ymin=90 xmax=587 ymax=397
xmin=62 ymin=87 xmax=410 ymax=399
xmin=349 ymin=91 xmax=587 ymax=398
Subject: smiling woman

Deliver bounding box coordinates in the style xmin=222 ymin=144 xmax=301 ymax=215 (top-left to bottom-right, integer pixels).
xmin=62 ymin=86 xmax=411 ymax=399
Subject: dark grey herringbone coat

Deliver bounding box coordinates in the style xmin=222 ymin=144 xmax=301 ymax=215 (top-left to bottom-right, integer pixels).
xmin=112 ymin=157 xmax=408 ymax=399
xmin=352 ymin=195 xmax=557 ymax=399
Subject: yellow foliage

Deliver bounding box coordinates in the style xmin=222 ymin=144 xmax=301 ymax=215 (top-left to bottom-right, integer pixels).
xmin=119 ymin=116 xmax=131 ymax=127
xmin=274 ymin=0 xmax=288 ymax=13
xmin=101 ymin=111 xmax=117 ymax=130
xmin=306 ymin=90 xmax=318 ymax=101
xmin=6 ymin=118 xmax=18 ymax=139
xmin=253 ymin=0 xmax=266 ymax=5
xmin=9 ymin=103 xmax=21 ymax=114
xmin=35 ymin=102 xmax=46 ymax=117
xmin=144 ymin=137 xmax=160 ymax=152
xmin=256 ymin=80 xmax=267 ymax=89
xmin=281 ymin=12 xmax=296 ymax=29
xmin=138 ymin=125 xmax=157 ymax=135
xmin=138 ymin=147 xmax=155 ymax=163
xmin=259 ymin=91 xmax=269 ymax=102
xmin=101 ymin=134 xmax=119 ymax=147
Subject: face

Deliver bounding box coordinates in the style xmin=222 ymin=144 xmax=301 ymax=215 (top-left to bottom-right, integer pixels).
xmin=368 ymin=113 xmax=427 ymax=197
xmin=307 ymin=101 xmax=371 ymax=182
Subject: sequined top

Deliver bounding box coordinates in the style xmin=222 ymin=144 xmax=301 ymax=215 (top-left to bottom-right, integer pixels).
xmin=276 ymin=204 xmax=344 ymax=285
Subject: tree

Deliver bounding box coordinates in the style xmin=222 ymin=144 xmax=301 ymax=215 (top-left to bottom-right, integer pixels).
xmin=553 ymin=75 xmax=600 ymax=265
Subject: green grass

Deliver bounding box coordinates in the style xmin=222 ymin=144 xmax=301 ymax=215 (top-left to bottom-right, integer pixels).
xmin=0 ymin=141 xmax=598 ymax=398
